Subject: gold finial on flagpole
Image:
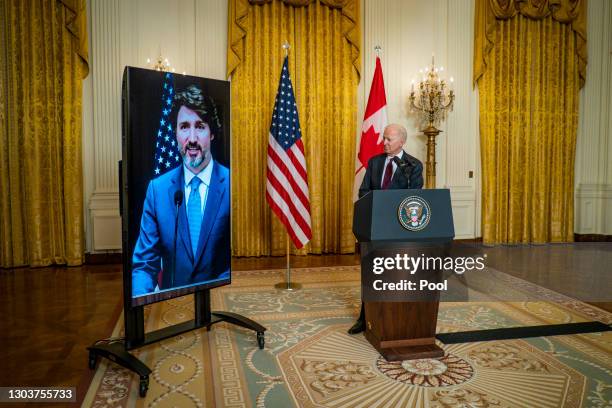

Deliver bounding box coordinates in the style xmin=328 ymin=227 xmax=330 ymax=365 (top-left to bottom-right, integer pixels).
xmin=282 ymin=41 xmax=291 ymax=57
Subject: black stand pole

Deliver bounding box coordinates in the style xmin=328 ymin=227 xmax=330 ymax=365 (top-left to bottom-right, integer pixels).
xmin=87 ymin=288 xmax=266 ymax=397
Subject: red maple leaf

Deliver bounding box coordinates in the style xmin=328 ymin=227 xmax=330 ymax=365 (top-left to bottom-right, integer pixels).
xmin=358 ymin=126 xmax=384 ymax=169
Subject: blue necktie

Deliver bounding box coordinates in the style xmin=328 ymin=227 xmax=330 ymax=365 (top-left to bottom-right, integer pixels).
xmin=187 ymin=177 xmax=202 ymax=255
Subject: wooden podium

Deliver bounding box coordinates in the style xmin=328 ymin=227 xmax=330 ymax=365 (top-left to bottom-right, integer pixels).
xmin=353 ymin=189 xmax=454 ymax=361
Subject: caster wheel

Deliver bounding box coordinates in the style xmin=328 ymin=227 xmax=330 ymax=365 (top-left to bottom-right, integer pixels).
xmin=139 ymin=377 xmax=149 ymax=398
xmin=257 ymin=332 xmax=265 ymax=349
xmin=88 ymin=351 xmax=97 ymax=370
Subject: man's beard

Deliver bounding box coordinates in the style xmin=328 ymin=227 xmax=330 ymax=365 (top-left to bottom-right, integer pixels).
xmin=181 ymin=143 xmax=205 ymax=169
xmin=186 ymin=155 xmax=204 ymax=168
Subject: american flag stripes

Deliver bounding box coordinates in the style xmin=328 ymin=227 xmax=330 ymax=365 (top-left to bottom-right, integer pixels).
xmin=154 ymin=72 xmax=181 ymax=177
xmin=266 ymin=56 xmax=312 ymax=249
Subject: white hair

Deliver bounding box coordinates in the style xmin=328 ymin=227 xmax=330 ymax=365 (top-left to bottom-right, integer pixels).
xmin=384 ymin=123 xmax=407 ymax=142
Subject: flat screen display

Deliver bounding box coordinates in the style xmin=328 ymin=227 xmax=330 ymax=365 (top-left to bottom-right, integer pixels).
xmin=121 ymin=67 xmax=231 ymax=307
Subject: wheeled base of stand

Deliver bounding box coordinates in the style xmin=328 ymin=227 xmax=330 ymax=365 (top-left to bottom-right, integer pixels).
xmin=87 ymin=340 xmax=152 ymax=397
xmin=209 ymin=311 xmax=267 ymax=348
xmin=88 ymin=309 xmax=266 ymax=398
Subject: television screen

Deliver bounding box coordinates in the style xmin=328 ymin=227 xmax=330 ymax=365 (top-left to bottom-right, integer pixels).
xmin=121 ymin=67 xmax=231 ymax=307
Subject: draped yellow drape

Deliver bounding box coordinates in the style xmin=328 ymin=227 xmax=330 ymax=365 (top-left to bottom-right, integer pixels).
xmin=1 ymin=0 xmax=89 ymax=267
xmin=227 ymin=0 xmax=360 ymax=256
xmin=474 ymin=0 xmax=587 ymax=88
xmin=478 ymin=13 xmax=580 ymax=244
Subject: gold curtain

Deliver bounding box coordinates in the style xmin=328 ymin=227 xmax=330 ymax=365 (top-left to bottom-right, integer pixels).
xmin=227 ymin=0 xmax=360 ymax=256
xmin=0 ymin=0 xmax=89 ymax=267
xmin=477 ymin=11 xmax=581 ymax=244
xmin=474 ymin=0 xmax=587 ymax=87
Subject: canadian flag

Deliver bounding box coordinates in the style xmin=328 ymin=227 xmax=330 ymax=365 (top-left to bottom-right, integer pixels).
xmin=353 ymin=56 xmax=388 ymax=201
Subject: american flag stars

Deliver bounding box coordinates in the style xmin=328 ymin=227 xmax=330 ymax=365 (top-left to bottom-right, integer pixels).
xmin=154 ymin=73 xmax=181 ymax=177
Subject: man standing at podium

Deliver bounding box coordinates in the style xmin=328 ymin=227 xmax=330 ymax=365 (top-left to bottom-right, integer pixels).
xmin=349 ymin=123 xmax=424 ymax=334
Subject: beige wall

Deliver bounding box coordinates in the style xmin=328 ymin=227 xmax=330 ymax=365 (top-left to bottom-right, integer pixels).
xmin=575 ymin=0 xmax=612 ymax=235
xmin=360 ymin=0 xmax=480 ymax=239
xmin=82 ymin=0 xmax=612 ymax=252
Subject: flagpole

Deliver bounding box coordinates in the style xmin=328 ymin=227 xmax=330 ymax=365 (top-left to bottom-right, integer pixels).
xmin=274 ymin=233 xmax=302 ymax=290
xmin=274 ymin=41 xmax=302 ymax=291
xmin=286 ymin=234 xmax=290 ymax=282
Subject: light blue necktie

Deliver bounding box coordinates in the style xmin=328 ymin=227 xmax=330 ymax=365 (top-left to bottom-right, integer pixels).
xmin=187 ymin=177 xmax=202 ymax=255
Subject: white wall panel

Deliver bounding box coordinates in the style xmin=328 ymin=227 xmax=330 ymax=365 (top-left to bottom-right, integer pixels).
xmin=195 ymin=0 xmax=228 ymax=79
xmin=451 ymin=202 xmax=475 ymax=238
xmin=82 ymin=0 xmax=95 ymax=252
xmin=362 ymin=0 xmax=479 ymax=237
xmin=575 ymin=0 xmax=612 ymax=235
xmin=87 ymin=0 xmax=122 ymax=252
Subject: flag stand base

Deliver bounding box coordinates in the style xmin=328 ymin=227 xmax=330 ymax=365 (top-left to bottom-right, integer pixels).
xmin=274 ymin=282 xmax=302 ymax=290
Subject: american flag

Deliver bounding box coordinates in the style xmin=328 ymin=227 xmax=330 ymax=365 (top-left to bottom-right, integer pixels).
xmin=154 ymin=72 xmax=181 ymax=177
xmin=266 ymin=56 xmax=312 ymax=248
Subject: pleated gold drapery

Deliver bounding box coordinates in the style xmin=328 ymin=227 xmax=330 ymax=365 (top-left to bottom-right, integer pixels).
xmin=227 ymin=0 xmax=360 ymax=256
xmin=0 ymin=0 xmax=89 ymax=267
xmin=474 ymin=0 xmax=585 ymax=244
xmin=474 ymin=0 xmax=587 ymax=87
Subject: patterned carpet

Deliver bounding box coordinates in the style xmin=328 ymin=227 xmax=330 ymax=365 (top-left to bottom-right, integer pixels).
xmin=82 ymin=266 xmax=612 ymax=407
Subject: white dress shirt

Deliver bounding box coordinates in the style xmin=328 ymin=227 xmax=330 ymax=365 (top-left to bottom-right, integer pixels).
xmin=184 ymin=159 xmax=214 ymax=214
xmin=380 ymin=151 xmax=404 ymax=187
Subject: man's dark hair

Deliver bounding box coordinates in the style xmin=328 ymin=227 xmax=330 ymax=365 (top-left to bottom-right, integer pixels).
xmin=169 ymin=84 xmax=221 ymax=137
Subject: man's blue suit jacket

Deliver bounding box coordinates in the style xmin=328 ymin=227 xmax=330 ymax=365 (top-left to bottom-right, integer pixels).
xmin=132 ymin=163 xmax=230 ymax=296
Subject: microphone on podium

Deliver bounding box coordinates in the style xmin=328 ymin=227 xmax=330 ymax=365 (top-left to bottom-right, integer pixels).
xmin=393 ymin=156 xmax=413 ymax=181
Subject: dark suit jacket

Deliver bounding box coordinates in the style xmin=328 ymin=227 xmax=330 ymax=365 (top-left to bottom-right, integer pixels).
xmin=132 ymin=163 xmax=230 ymax=296
xmin=358 ymin=151 xmax=423 ymax=198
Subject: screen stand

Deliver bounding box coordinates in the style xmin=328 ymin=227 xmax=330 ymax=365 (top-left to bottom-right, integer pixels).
xmin=87 ymin=289 xmax=266 ymax=397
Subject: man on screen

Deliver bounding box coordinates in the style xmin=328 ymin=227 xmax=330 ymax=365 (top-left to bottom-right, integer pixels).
xmin=349 ymin=123 xmax=423 ymax=334
xmin=132 ymin=85 xmax=230 ymax=296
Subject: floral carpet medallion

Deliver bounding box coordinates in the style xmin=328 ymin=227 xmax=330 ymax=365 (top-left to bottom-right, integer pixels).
xmin=83 ymin=267 xmax=612 ymax=407
xmin=278 ymin=326 xmax=586 ymax=407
